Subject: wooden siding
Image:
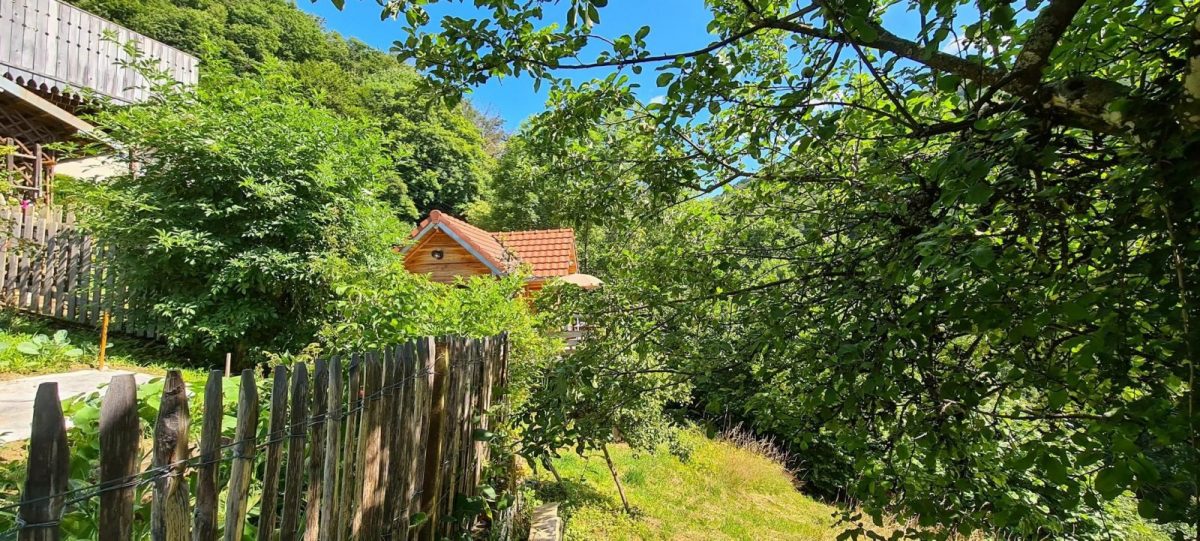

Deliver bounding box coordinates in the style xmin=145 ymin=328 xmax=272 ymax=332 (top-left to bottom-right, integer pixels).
xmin=0 ymin=0 xmax=199 ymax=104
xmin=404 ymin=229 xmax=493 ymax=284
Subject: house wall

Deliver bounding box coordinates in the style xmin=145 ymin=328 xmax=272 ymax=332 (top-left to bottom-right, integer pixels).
xmin=404 ymin=229 xmax=494 ymax=284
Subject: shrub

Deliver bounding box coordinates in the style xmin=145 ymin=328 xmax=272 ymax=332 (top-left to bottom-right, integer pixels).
xmin=80 ymin=69 xmax=406 ymax=363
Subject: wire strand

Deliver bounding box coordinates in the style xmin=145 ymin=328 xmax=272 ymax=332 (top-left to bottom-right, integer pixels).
xmin=0 ymin=348 xmax=502 ymax=538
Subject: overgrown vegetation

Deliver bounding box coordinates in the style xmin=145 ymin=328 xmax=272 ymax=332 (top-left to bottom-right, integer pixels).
xmin=66 ymin=0 xmax=499 ymax=218
xmin=77 ymin=69 xmax=402 ymax=362
xmin=355 ymin=0 xmax=1200 ymax=538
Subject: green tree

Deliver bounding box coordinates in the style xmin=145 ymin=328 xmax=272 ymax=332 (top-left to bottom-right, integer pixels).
xmin=69 ymin=0 xmax=499 ymax=217
xmin=340 ymin=0 xmax=1200 ymax=537
xmin=81 ymin=70 xmax=405 ymax=362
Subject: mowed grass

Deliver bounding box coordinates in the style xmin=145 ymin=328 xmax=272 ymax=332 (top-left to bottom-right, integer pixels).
xmin=535 ymin=430 xmax=856 ymax=541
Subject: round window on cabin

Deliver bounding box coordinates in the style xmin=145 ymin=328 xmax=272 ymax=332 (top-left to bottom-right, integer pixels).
xmin=431 ymin=249 xmax=444 ymax=260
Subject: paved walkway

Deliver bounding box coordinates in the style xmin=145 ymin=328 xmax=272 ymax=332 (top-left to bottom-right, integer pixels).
xmin=0 ymin=370 xmax=154 ymax=443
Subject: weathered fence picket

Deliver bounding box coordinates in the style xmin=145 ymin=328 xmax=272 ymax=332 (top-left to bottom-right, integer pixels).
xmin=319 ymin=357 xmax=343 ymax=541
xmin=7 ymin=336 xmax=507 ymax=540
xmin=193 ymin=370 xmax=223 ymax=541
xmin=305 ymin=358 xmax=329 ymax=541
xmin=151 ymin=371 xmax=191 ymax=541
xmin=19 ymin=383 xmax=68 ymax=541
xmin=280 ymin=363 xmax=309 ymax=541
xmin=258 ymin=366 xmax=289 ymax=541
xmin=223 ymin=370 xmax=259 ymax=541
xmin=0 ymin=206 xmax=157 ymax=336
xmin=98 ymin=375 xmax=138 ymax=541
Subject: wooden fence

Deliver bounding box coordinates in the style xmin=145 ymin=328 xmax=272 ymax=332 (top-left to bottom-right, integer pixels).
xmin=5 ymin=335 xmax=509 ymax=540
xmin=0 ymin=205 xmax=154 ymax=336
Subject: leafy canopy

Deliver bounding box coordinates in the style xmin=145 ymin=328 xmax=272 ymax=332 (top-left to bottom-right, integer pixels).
xmin=81 ymin=69 xmax=403 ymax=359
xmin=346 ymin=0 xmax=1200 ymax=538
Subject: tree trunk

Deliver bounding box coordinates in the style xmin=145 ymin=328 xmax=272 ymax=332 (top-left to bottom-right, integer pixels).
xmin=542 ymin=458 xmax=563 ymax=485
xmin=601 ymin=444 xmax=631 ymax=515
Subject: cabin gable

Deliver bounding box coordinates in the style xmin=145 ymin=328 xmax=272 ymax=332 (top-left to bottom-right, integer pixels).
xmin=401 ymin=211 xmax=584 ymax=292
xmin=403 ymin=228 xmax=495 ymax=284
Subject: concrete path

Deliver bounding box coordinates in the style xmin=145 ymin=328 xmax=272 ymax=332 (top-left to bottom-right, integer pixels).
xmin=0 ymin=370 xmax=154 ymax=443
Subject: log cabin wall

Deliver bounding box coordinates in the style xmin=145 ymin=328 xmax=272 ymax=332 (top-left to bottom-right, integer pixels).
xmin=404 ymin=229 xmax=494 ymax=284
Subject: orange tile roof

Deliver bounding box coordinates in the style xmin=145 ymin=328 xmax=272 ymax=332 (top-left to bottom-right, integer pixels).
xmin=408 ymin=211 xmax=578 ymax=278
xmin=496 ymin=229 xmax=578 ymax=278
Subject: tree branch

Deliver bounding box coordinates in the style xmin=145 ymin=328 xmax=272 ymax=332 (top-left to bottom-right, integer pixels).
xmin=1012 ymin=0 xmax=1088 ymax=90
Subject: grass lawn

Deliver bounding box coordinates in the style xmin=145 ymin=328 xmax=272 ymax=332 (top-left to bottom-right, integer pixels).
xmin=534 ymin=430 xmax=861 ymax=541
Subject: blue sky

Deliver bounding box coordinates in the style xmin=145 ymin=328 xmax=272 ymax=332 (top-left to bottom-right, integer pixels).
xmin=298 ymin=2 xmax=978 ymax=132
xmin=300 ymin=1 xmax=718 ymax=131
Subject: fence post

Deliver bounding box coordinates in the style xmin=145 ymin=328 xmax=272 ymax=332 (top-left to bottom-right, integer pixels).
xmin=378 ymin=349 xmax=398 ymax=536
xmin=96 ymin=312 xmax=109 ymax=371
xmin=384 ymin=346 xmax=409 ymax=535
xmin=193 ymin=370 xmax=223 ymax=541
xmin=18 ymin=383 xmax=68 ymax=541
xmin=279 ymin=363 xmax=309 ymax=541
xmin=335 ymin=356 xmax=362 ymax=541
xmin=257 ymin=366 xmax=290 ymax=541
xmin=223 ymin=369 xmax=259 ymax=541
xmin=99 ymin=374 xmax=139 ymax=541
xmin=419 ymin=337 xmax=451 ymax=541
xmin=352 ymin=354 xmax=384 ymax=537
xmin=318 ymin=357 xmax=342 ymax=541
xmin=304 ymin=359 xmax=329 ymax=541
xmin=151 ymin=370 xmax=191 ymax=541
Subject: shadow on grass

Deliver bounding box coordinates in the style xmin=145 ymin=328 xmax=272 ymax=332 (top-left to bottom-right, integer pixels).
xmin=0 ymin=309 xmax=195 ymax=374
xmin=530 ymin=477 xmax=644 ymax=521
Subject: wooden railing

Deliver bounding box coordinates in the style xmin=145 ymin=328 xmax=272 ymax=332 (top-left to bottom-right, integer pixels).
xmin=2 ymin=137 xmax=51 ymax=201
xmin=5 ymin=335 xmax=509 ymax=540
xmin=0 ymin=0 xmax=199 ymax=104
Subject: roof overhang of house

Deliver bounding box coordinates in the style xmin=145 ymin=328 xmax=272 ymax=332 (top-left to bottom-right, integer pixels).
xmin=0 ymin=76 xmax=95 ymax=136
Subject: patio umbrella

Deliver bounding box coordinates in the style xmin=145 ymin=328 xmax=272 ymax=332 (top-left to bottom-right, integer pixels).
xmin=558 ymin=273 xmax=603 ymax=290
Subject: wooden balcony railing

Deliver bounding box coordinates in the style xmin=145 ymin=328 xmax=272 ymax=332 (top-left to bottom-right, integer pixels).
xmin=1 ymin=0 xmax=199 ymax=105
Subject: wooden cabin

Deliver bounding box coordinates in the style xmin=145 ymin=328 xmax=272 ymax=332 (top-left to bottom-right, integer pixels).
xmin=1 ymin=0 xmax=199 ymax=199
xmin=402 ymin=210 xmax=580 ymax=293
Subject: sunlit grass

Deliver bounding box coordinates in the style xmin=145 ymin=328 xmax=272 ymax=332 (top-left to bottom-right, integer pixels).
xmin=534 ymin=429 xmax=856 ymax=541
xmin=0 ymin=310 xmax=203 ymax=381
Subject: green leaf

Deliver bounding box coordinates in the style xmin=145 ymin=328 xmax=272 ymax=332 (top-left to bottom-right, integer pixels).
xmin=936 ymin=75 xmax=960 ymax=93
xmin=1095 ymin=465 xmax=1129 ymax=499
xmin=16 ymin=342 xmax=40 ymax=355
xmin=656 ymin=73 xmax=674 ymax=87
xmin=586 ymin=3 xmax=600 ymax=25
xmin=846 ymin=16 xmax=879 ymax=42
xmin=969 ymin=242 xmax=994 ymax=268
xmin=965 ymin=182 xmax=993 ymax=205
xmin=472 ymin=429 xmax=496 ymax=441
